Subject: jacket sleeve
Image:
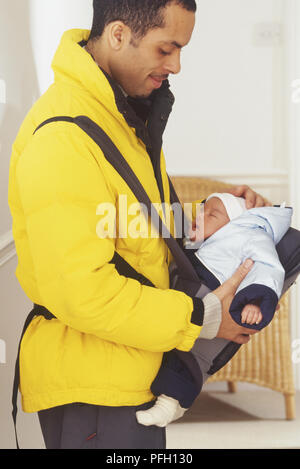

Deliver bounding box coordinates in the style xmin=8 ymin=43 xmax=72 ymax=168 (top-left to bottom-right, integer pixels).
xmin=229 ymin=230 xmax=285 ymax=330
xmin=16 ymin=128 xmax=203 ymax=353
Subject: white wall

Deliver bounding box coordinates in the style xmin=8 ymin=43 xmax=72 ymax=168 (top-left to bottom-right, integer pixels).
xmin=29 ymin=0 xmax=93 ymax=95
xmin=0 ymin=0 xmax=40 ymax=237
xmin=164 ymin=0 xmax=286 ymax=177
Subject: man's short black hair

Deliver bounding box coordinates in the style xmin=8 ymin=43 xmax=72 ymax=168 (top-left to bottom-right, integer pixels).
xmin=89 ymin=0 xmax=197 ymax=41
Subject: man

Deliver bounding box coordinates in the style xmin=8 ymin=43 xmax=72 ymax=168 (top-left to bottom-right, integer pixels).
xmin=8 ymin=0 xmax=267 ymax=449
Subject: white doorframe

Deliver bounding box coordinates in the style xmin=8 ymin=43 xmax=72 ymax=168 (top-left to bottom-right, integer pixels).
xmin=285 ymin=0 xmax=300 ymax=390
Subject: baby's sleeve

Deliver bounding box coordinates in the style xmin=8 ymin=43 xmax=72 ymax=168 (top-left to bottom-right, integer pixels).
xmin=229 ymin=230 xmax=285 ymax=331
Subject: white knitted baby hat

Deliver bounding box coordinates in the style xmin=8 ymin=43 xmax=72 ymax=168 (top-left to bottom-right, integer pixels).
xmin=206 ymin=193 xmax=247 ymax=221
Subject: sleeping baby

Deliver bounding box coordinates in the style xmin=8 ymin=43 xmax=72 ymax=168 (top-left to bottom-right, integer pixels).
xmin=136 ymin=192 xmax=292 ymax=428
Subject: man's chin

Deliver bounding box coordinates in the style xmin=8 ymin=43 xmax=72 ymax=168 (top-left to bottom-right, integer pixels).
xmin=126 ymin=83 xmax=155 ymax=100
xmin=128 ymin=90 xmax=153 ymax=100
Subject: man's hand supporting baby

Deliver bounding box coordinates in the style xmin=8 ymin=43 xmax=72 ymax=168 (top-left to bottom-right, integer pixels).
xmin=213 ymin=259 xmax=259 ymax=344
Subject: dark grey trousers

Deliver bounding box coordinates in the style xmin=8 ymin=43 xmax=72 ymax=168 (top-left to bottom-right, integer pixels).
xmin=38 ymin=400 xmax=166 ymax=449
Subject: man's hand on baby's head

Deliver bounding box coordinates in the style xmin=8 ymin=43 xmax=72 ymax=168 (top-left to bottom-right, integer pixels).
xmin=241 ymin=304 xmax=263 ymax=325
xmin=227 ymin=185 xmax=272 ymax=209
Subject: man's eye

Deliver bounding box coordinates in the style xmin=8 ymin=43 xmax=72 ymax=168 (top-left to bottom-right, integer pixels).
xmin=159 ymin=49 xmax=171 ymax=56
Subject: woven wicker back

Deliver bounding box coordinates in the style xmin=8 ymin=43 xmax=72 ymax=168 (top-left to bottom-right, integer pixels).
xmin=170 ymin=176 xmax=233 ymax=205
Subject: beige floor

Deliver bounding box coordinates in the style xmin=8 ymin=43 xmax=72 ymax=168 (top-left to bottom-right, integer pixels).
xmin=166 ymin=382 xmax=300 ymax=449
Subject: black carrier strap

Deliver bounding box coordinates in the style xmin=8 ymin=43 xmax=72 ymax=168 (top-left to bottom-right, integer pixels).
xmin=167 ymin=176 xmax=188 ymax=250
xmin=33 ymin=116 xmax=75 ymax=134
xmin=110 ymin=252 xmax=154 ymax=287
xmin=12 ymin=304 xmax=56 ymax=449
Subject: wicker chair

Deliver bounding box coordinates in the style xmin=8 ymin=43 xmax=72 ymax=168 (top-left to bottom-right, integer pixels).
xmin=171 ymin=176 xmax=296 ymax=420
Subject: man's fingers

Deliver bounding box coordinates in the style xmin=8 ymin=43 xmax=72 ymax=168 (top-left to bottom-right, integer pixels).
xmin=214 ymin=259 xmax=254 ymax=302
xmin=240 ymin=325 xmax=258 ymax=335
xmin=228 ymin=185 xmax=255 ymax=209
xmin=227 ymin=259 xmax=254 ymax=290
xmin=245 ymin=193 xmax=256 ymax=209
xmin=254 ymin=194 xmax=268 ymax=208
xmin=234 ymin=334 xmax=251 ymax=345
xmin=228 ymin=184 xmax=248 ymax=198
xmin=227 ymin=185 xmax=271 ymax=209
xmin=243 ymin=189 xmax=265 ymax=209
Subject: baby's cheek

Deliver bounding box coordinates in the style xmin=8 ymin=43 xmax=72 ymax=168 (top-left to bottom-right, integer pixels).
xmin=204 ymin=219 xmax=218 ymax=239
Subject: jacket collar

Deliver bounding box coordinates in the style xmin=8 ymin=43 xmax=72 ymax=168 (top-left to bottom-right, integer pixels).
xmin=78 ymin=36 xmax=175 ymax=150
xmin=99 ymin=68 xmax=175 ymax=151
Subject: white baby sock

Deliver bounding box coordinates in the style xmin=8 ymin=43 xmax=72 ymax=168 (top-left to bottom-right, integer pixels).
xmin=136 ymin=395 xmax=187 ymax=427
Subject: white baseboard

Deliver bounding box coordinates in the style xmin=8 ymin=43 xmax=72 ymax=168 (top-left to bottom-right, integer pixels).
xmin=0 ymin=231 xmax=16 ymax=268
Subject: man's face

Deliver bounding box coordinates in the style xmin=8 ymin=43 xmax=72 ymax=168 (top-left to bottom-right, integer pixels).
xmin=108 ymin=3 xmax=195 ymax=98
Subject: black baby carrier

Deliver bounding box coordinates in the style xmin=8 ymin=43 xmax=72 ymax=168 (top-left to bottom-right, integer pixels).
xmin=12 ymin=115 xmax=300 ymax=448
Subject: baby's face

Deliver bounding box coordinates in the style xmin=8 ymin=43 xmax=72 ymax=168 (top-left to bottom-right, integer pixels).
xmin=189 ymin=197 xmax=230 ymax=242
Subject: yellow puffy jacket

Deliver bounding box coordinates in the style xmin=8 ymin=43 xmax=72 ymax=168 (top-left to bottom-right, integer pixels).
xmin=8 ymin=29 xmax=202 ymax=413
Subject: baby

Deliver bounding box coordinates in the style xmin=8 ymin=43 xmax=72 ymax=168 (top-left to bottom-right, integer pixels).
xmin=136 ymin=192 xmax=291 ymax=428
xmin=189 ymin=193 xmax=262 ymax=325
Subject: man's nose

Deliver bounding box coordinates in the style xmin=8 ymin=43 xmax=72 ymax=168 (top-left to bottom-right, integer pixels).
xmin=165 ymin=51 xmax=181 ymax=75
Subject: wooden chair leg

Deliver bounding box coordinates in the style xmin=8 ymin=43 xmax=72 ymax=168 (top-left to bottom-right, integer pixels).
xmin=284 ymin=393 xmax=296 ymax=420
xmin=227 ymin=381 xmax=237 ymax=393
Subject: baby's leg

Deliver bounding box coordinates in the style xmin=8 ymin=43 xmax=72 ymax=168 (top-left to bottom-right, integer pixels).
xmin=136 ymin=394 xmax=185 ymax=427
xmin=137 ymin=337 xmax=243 ymax=427
xmin=136 ymin=351 xmax=200 ymax=427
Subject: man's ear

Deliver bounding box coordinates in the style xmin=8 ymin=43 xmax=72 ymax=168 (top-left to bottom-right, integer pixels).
xmin=106 ymin=21 xmax=131 ymax=51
